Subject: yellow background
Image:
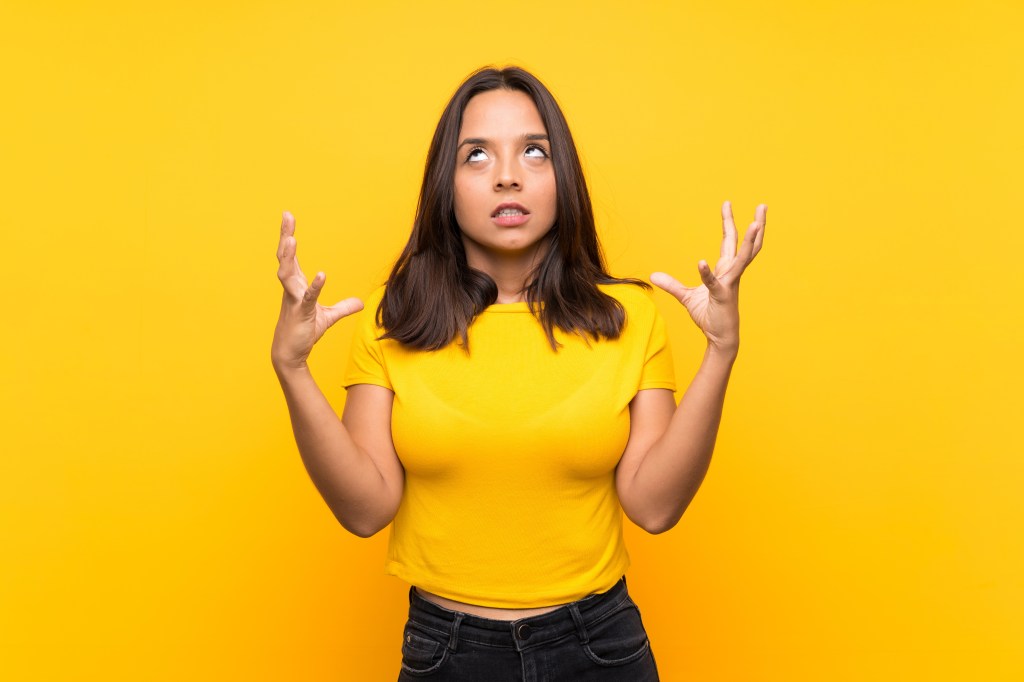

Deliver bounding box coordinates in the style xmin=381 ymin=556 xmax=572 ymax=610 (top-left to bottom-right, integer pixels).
xmin=2 ymin=1 xmax=1021 ymax=679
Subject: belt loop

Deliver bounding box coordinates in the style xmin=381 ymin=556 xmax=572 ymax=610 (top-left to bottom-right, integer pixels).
xmin=447 ymin=612 xmax=463 ymax=652
xmin=568 ymin=603 xmax=589 ymax=644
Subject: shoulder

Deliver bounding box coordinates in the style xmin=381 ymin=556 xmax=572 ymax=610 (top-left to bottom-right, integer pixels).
xmin=366 ymin=284 xmax=389 ymax=319
xmin=596 ymin=281 xmax=666 ymax=344
xmin=364 ymin=284 xmax=387 ymax=309
xmin=349 ymin=285 xmax=388 ymax=336
xmin=597 ymin=281 xmax=658 ymax=317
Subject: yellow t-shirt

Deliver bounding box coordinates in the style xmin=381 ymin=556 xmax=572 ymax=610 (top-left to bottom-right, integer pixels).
xmin=342 ymin=282 xmax=676 ymax=608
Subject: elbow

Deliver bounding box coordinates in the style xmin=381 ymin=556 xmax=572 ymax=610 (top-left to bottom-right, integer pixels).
xmin=348 ymin=526 xmax=381 ymax=539
xmin=637 ymin=507 xmax=686 ymax=535
xmin=623 ymin=500 xmax=683 ymax=535
xmin=333 ymin=505 xmax=397 ymax=539
xmin=640 ymin=488 xmax=702 ymax=534
xmin=340 ymin=516 xmax=390 ymax=539
xmin=641 ymin=518 xmax=675 ymax=535
xmin=342 ymin=518 xmax=376 ymax=538
xmin=625 ymin=511 xmax=663 ymax=535
xmin=327 ymin=487 xmax=401 ymax=539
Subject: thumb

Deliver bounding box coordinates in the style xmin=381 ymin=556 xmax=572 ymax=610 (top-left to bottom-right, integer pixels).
xmin=650 ymin=271 xmax=691 ymax=305
xmin=322 ymin=297 xmax=365 ymax=329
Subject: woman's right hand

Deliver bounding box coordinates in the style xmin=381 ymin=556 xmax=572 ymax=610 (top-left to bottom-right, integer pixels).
xmin=272 ymin=211 xmax=364 ymax=372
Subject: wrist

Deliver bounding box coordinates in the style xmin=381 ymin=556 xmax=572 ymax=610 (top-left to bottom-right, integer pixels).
xmin=272 ymin=355 xmax=312 ymax=380
xmin=705 ymin=341 xmax=739 ymax=362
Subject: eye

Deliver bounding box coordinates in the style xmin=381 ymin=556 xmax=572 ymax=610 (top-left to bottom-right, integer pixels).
xmin=524 ymin=144 xmax=549 ymax=159
xmin=465 ymin=147 xmax=488 ymax=163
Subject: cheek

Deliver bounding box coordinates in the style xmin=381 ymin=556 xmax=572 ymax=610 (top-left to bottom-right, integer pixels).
xmin=541 ymin=177 xmax=558 ymax=214
xmin=454 ymin=177 xmax=485 ymax=215
xmin=453 ymin=183 xmax=472 ymax=220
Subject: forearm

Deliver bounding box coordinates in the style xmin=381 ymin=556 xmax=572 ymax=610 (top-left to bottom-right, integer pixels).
xmin=631 ymin=345 xmax=737 ymax=533
xmin=274 ymin=363 xmax=392 ymax=537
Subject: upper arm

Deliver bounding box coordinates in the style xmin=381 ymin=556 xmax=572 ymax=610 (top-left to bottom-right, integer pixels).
xmin=615 ymin=388 xmax=676 ymax=530
xmin=341 ymin=383 xmax=404 ymax=531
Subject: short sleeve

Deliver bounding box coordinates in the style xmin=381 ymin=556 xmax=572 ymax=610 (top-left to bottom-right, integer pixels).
xmin=637 ymin=305 xmax=677 ymax=392
xmin=342 ymin=287 xmax=393 ymax=391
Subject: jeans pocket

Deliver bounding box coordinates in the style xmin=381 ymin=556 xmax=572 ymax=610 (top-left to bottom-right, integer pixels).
xmin=400 ymin=622 xmax=450 ymax=677
xmin=580 ymin=598 xmax=652 ymax=667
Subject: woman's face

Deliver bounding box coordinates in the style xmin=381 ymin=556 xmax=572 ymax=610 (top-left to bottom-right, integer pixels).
xmin=453 ymin=89 xmax=557 ymax=271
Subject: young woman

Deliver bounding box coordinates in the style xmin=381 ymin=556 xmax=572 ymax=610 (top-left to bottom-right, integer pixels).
xmin=272 ymin=66 xmax=766 ymax=681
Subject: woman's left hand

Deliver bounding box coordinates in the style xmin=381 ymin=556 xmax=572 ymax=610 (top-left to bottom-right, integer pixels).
xmin=651 ymin=201 xmax=766 ymax=353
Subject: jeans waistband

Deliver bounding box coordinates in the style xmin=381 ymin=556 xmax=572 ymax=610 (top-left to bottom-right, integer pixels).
xmin=405 ymin=577 xmax=631 ymax=652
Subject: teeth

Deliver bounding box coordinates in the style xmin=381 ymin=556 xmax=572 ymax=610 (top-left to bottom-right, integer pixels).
xmin=496 ymin=208 xmax=524 ymax=216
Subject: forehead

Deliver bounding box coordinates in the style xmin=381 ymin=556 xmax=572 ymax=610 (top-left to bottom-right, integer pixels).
xmin=459 ymin=89 xmax=547 ymax=137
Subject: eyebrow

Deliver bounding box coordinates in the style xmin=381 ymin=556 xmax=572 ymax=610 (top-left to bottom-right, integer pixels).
xmin=457 ymin=133 xmax=549 ymax=148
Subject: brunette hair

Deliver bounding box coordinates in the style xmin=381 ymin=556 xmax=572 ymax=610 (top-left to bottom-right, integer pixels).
xmin=378 ymin=65 xmax=647 ymax=351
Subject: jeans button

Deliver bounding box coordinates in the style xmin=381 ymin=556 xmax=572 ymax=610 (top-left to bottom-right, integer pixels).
xmin=516 ymin=623 xmax=532 ymax=640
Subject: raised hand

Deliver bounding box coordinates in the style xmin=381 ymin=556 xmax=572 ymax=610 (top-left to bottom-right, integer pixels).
xmin=650 ymin=201 xmax=766 ymax=353
xmin=272 ymin=211 xmax=364 ymax=371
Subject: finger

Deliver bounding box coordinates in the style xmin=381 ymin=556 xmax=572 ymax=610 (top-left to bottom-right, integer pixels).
xmin=321 ymin=297 xmax=365 ymax=329
xmin=277 ymin=233 xmax=296 ymax=268
xmin=650 ymin=271 xmax=692 ymax=305
xmin=736 ymin=221 xmax=760 ymax=264
xmin=752 ymin=204 xmax=767 ymax=258
xmin=302 ymin=271 xmax=325 ymax=308
xmin=287 ymin=232 xmax=308 ymax=281
xmin=276 ymin=234 xmax=297 ymax=279
xmin=277 ymin=211 xmax=296 ymax=260
xmin=278 ymin=212 xmax=310 ymax=286
xmin=737 ymin=203 xmax=768 ymax=264
xmin=697 ymin=260 xmax=721 ymax=292
xmin=720 ymin=200 xmax=738 ymax=261
xmin=276 ymin=236 xmax=308 ymax=298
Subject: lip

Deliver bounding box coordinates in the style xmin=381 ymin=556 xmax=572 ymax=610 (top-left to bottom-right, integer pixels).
xmin=491 ymin=202 xmax=531 ymax=227
xmin=491 ymin=202 xmax=530 ymax=217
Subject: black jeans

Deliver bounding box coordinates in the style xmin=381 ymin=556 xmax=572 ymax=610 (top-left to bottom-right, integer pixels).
xmin=397 ymin=576 xmax=660 ymax=681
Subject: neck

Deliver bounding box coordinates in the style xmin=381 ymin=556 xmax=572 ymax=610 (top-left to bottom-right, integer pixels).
xmin=487 ymin=261 xmax=534 ymax=303
xmin=465 ymin=241 xmax=550 ymax=304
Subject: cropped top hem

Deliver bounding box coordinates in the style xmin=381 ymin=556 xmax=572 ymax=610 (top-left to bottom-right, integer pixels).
xmin=385 ymin=556 xmax=631 ymax=609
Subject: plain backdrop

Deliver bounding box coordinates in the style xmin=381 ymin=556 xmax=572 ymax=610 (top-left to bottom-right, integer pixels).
xmin=2 ymin=1 xmax=1022 ymax=679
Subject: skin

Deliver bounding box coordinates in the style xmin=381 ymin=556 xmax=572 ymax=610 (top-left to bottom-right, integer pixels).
xmin=454 ymin=89 xmax=558 ymax=302
xmin=272 ymin=91 xmax=767 ymax=621
xmin=614 ymin=201 xmax=767 ymax=542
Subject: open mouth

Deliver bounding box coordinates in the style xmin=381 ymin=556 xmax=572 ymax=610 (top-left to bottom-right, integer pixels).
xmin=492 ymin=202 xmax=530 ymax=226
xmin=491 ymin=202 xmax=530 ymax=218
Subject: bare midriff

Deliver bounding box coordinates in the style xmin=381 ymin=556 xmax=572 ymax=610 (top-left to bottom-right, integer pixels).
xmin=414 ymin=587 xmax=568 ymax=621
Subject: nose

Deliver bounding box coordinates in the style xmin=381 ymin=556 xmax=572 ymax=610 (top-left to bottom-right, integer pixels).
xmin=493 ymin=156 xmax=521 ymax=191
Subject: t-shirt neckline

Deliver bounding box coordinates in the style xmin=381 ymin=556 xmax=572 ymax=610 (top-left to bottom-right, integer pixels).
xmin=482 ymin=301 xmax=540 ymax=314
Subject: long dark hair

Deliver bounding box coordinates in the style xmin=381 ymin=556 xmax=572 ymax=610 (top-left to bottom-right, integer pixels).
xmin=378 ymin=65 xmax=647 ymax=351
